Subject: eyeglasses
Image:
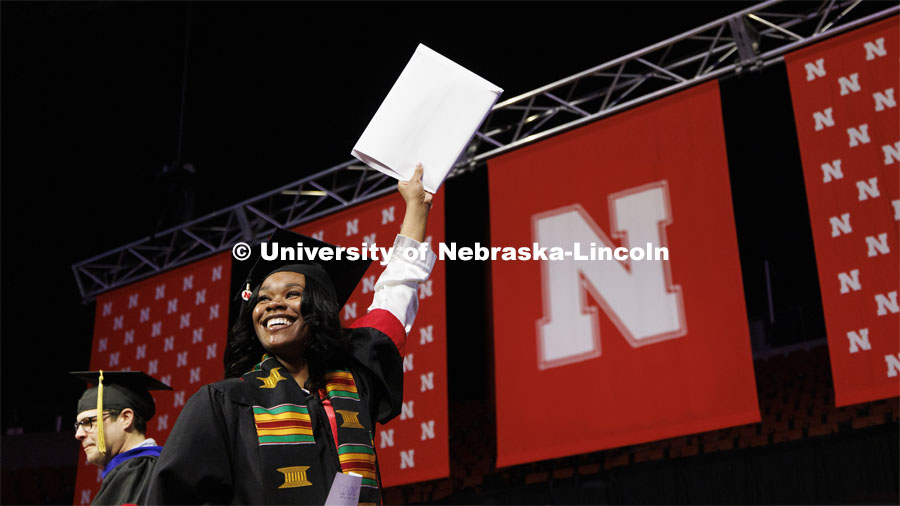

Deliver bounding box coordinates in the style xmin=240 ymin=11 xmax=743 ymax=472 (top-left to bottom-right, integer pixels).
xmin=74 ymin=413 xmax=113 ymax=433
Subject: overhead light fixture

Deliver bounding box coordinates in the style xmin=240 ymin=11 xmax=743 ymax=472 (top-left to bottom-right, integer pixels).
xmin=280 ymin=190 xmax=327 ymax=196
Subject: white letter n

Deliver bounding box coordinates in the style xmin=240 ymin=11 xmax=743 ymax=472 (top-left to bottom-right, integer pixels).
xmin=533 ymin=181 xmax=685 ymax=369
xmin=846 ymin=328 xmax=871 ymax=354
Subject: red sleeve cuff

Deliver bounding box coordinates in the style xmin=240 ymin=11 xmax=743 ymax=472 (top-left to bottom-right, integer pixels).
xmin=349 ymin=309 xmax=407 ymax=355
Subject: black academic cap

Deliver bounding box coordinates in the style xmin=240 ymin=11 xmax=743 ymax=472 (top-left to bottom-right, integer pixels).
xmin=237 ymin=228 xmax=373 ymax=309
xmin=72 ymin=370 xmax=172 ymax=421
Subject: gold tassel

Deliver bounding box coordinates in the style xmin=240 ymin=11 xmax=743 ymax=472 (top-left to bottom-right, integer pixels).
xmin=96 ymin=370 xmax=106 ymax=455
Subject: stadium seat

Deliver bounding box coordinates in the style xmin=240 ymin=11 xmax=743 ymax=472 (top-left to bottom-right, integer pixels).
xmin=552 ymin=467 xmax=575 ymax=480
xmin=748 ymin=434 xmax=769 ymax=447
xmin=633 ymin=446 xmax=665 ymax=462
xmin=670 ymin=443 xmax=699 ymax=458
xmin=668 ymin=436 xmax=688 ymax=450
xmin=524 ymin=471 xmax=549 ymax=485
xmin=869 ymin=401 xmax=893 ymax=421
xmin=773 ymin=428 xmax=803 ymax=443
xmin=791 ymin=414 xmax=811 ymax=430
xmin=604 ymin=452 xmax=630 ymax=469
xmin=763 ymin=419 xmax=789 ymax=434
xmin=851 ymin=414 xmax=884 ymax=430
xmin=577 ymin=463 xmax=600 ymax=476
xmin=701 ymin=431 xmax=724 ymax=444
xmin=715 ymin=438 xmax=735 ymax=451
xmin=735 ymin=424 xmax=758 ymax=440
xmin=432 ymin=479 xmax=453 ymax=501
xmin=808 ymin=421 xmax=838 ymax=437
xmin=827 ymin=408 xmax=853 ymax=424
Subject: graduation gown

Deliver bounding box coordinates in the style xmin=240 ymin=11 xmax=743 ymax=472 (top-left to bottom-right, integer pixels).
xmin=145 ymin=310 xmax=407 ymax=505
xmin=93 ymin=444 xmax=162 ymax=506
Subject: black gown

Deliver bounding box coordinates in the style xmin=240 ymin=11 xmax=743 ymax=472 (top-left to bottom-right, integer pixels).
xmin=145 ymin=311 xmax=405 ymax=505
xmin=93 ymin=455 xmax=158 ymax=505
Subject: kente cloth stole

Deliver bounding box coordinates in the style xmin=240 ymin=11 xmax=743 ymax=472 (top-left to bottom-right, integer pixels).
xmin=243 ymin=356 xmax=382 ymax=505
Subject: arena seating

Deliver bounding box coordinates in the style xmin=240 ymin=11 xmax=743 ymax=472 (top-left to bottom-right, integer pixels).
xmin=382 ymin=344 xmax=899 ymax=504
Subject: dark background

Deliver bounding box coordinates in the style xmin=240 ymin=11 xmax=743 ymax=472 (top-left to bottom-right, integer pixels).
xmin=0 ymin=0 xmax=848 ymax=438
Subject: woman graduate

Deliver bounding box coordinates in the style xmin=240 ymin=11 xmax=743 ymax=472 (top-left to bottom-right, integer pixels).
xmin=145 ymin=165 xmax=435 ymax=505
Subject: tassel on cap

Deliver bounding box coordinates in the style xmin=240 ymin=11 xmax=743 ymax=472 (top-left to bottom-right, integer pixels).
xmin=96 ymin=370 xmax=106 ymax=455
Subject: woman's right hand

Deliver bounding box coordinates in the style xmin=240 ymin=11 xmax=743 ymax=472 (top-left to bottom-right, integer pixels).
xmin=398 ymin=163 xmax=433 ymax=242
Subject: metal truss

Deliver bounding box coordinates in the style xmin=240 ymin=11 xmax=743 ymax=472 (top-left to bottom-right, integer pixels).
xmin=73 ymin=0 xmax=898 ymax=302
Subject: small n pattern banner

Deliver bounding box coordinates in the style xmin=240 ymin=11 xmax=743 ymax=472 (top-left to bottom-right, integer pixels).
xmin=785 ymin=17 xmax=899 ymax=406
xmin=294 ymin=191 xmax=449 ymax=487
xmin=488 ymin=81 xmax=760 ymax=467
xmin=74 ymin=253 xmax=231 ymax=504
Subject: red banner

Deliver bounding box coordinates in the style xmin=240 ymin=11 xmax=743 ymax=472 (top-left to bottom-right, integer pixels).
xmin=784 ymin=17 xmax=899 ymax=407
xmin=75 ymin=253 xmax=231 ymax=504
xmin=488 ymin=81 xmax=759 ymax=467
xmin=294 ymin=192 xmax=449 ymax=486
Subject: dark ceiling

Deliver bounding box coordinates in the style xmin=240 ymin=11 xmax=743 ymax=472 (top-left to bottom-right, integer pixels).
xmin=4 ymin=1 xmax=791 ymax=431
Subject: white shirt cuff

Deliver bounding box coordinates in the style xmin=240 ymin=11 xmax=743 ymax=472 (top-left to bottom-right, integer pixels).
xmin=367 ymin=234 xmax=436 ymax=334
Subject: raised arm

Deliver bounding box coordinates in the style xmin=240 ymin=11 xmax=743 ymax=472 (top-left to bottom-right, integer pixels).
xmin=347 ymin=164 xmax=438 ymax=421
xmin=352 ymin=164 xmax=437 ymax=339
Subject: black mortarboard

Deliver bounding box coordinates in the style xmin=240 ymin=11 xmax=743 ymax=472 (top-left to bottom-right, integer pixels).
xmin=236 ymin=228 xmax=373 ymax=309
xmin=72 ymin=370 xmax=172 ymax=421
xmin=72 ymin=370 xmax=171 ymax=455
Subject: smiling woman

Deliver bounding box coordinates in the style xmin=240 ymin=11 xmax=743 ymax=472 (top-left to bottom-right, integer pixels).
xmin=252 ymin=271 xmax=312 ymax=361
xmin=145 ymin=165 xmax=436 ymax=505
xmin=231 ymin=261 xmax=352 ymax=391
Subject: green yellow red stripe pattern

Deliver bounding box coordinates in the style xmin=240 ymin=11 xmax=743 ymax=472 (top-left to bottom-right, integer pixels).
xmin=324 ymin=370 xmax=360 ymax=400
xmin=253 ymin=404 xmax=314 ymax=445
xmin=338 ymin=443 xmax=378 ymax=488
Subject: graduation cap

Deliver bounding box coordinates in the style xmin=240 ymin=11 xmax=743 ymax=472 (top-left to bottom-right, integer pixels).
xmin=72 ymin=370 xmax=172 ymax=454
xmin=237 ymin=228 xmax=373 ymax=309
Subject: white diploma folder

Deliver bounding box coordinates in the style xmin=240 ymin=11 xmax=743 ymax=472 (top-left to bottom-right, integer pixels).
xmin=324 ymin=472 xmax=362 ymax=506
xmin=351 ymin=44 xmax=503 ymax=193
